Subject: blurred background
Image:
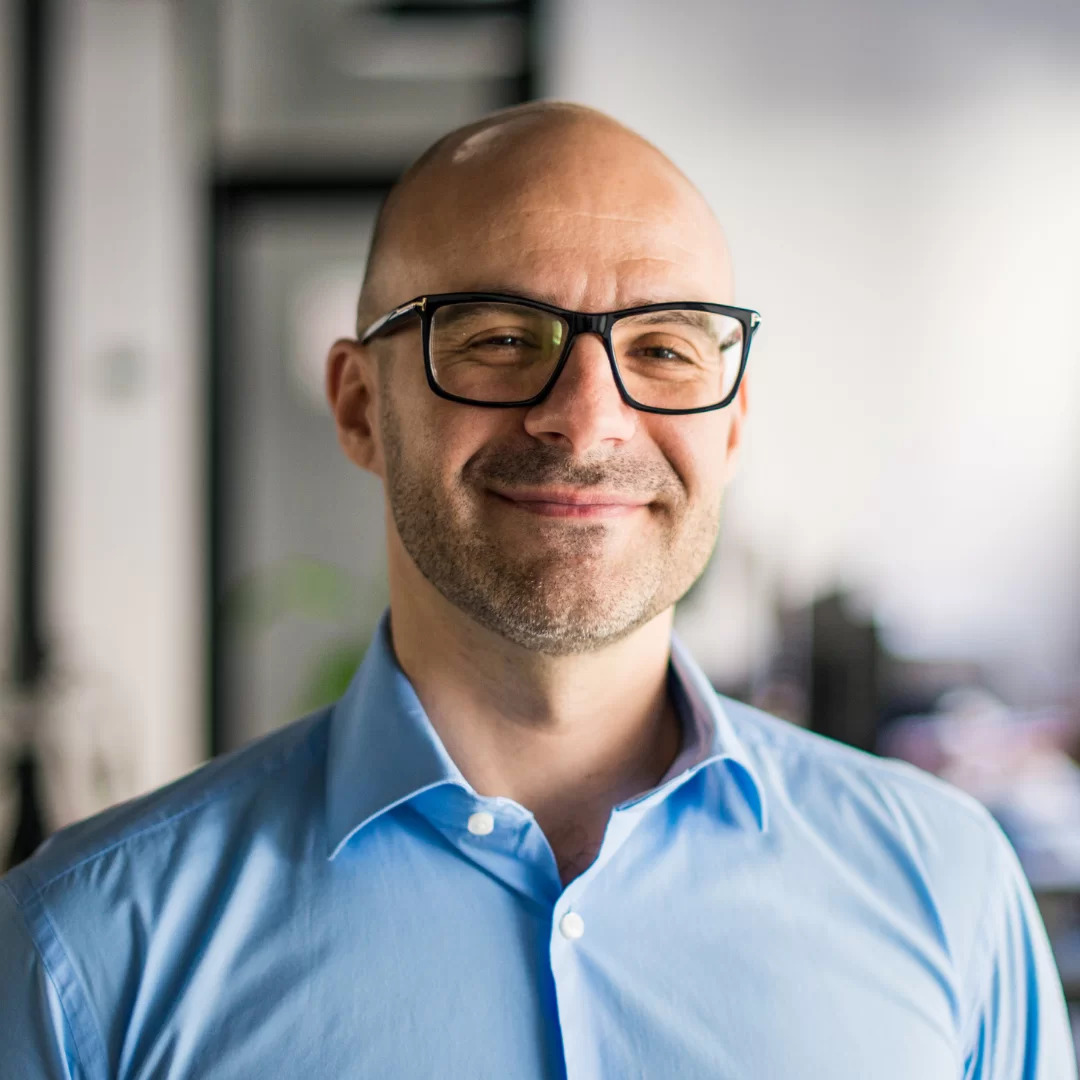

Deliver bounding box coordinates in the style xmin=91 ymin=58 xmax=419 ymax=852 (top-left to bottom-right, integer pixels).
xmin=1 ymin=0 xmax=1078 ymax=1056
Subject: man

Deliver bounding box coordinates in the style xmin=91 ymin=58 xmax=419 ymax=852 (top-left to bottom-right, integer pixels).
xmin=0 ymin=103 xmax=1074 ymax=1079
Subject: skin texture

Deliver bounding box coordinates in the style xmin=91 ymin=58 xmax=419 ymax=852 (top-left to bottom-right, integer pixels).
xmin=326 ymin=102 xmax=748 ymax=884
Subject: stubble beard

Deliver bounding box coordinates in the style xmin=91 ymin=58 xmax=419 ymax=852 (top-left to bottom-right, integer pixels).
xmin=379 ymin=395 xmax=723 ymax=656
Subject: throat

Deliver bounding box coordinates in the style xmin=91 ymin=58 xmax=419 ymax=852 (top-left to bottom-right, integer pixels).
xmin=535 ymin=691 xmax=685 ymax=888
xmin=542 ymin=814 xmax=607 ymax=887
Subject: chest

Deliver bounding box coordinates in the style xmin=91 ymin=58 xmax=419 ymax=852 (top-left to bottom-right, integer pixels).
xmin=116 ymin=824 xmax=965 ymax=1080
xmin=124 ymin=908 xmax=962 ymax=1080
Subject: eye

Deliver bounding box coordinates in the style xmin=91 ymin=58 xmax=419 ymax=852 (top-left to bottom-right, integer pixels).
xmin=627 ymin=336 xmax=700 ymax=365
xmin=639 ymin=344 xmax=693 ymax=363
xmin=473 ymin=332 xmax=533 ymax=348
xmin=457 ymin=324 xmax=541 ymax=350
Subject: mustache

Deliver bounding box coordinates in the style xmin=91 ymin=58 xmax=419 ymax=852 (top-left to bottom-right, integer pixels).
xmin=463 ymin=441 xmax=681 ymax=498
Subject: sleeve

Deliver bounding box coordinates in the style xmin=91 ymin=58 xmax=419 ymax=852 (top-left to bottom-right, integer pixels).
xmin=0 ymin=879 xmax=87 ymax=1080
xmin=961 ymin=819 xmax=1078 ymax=1080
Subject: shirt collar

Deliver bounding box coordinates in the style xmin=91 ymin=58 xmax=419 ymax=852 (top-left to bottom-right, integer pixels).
xmin=325 ymin=612 xmax=767 ymax=860
xmin=667 ymin=631 xmax=768 ymax=831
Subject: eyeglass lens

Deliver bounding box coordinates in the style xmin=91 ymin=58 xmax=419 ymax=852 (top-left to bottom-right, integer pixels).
xmin=429 ymin=301 xmax=744 ymax=410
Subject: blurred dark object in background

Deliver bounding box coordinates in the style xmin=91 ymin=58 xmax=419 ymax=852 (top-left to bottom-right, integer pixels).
xmin=4 ymin=748 xmax=47 ymax=871
xmin=0 ymin=672 xmax=135 ymax=870
xmin=2 ymin=0 xmax=53 ymax=869
xmin=809 ymin=589 xmax=882 ymax=753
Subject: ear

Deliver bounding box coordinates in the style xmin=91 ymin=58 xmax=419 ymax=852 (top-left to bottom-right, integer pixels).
xmin=326 ymin=338 xmax=384 ymax=477
xmin=720 ymin=376 xmax=749 ymax=486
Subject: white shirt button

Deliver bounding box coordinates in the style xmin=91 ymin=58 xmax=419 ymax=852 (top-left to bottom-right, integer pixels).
xmin=559 ymin=911 xmax=585 ymax=940
xmin=467 ymin=811 xmax=495 ymax=836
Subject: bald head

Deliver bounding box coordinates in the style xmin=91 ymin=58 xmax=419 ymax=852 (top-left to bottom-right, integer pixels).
xmin=357 ymin=102 xmax=733 ymax=328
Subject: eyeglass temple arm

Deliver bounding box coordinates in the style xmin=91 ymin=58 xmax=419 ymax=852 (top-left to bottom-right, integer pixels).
xmin=358 ymin=297 xmax=426 ymax=344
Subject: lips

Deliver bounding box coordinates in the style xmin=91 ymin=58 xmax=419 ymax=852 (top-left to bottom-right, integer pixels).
xmin=488 ymin=487 xmax=651 ymax=519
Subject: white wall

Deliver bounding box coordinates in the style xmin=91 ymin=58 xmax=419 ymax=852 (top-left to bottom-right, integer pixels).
xmin=45 ymin=0 xmax=204 ymax=803
xmin=549 ymin=0 xmax=1080 ymax=703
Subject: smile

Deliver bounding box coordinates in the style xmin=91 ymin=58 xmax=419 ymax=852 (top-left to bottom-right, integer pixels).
xmin=488 ymin=487 xmax=651 ymax=519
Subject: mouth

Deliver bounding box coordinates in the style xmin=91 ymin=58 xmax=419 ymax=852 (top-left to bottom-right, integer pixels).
xmin=487 ymin=486 xmax=652 ymax=520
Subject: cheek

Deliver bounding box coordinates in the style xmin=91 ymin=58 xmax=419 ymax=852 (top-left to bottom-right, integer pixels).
xmin=381 ymin=338 xmax=520 ymax=485
xmin=648 ymin=416 xmax=732 ymax=505
xmin=399 ymin=392 xmax=517 ymax=492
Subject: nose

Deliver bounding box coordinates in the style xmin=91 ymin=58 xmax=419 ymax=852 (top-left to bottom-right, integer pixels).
xmin=522 ymin=332 xmax=638 ymax=455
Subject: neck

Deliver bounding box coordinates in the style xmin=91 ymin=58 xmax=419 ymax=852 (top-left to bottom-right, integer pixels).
xmin=387 ymin=555 xmax=682 ymax=826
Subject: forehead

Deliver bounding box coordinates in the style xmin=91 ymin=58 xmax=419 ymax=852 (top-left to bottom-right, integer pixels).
xmin=378 ymin=126 xmax=733 ymax=310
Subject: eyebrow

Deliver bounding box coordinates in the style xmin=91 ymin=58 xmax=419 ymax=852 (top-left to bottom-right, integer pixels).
xmin=435 ymin=302 xmax=549 ymax=328
xmin=619 ymin=297 xmax=698 ymax=309
xmin=619 ymin=309 xmax=741 ymax=349
xmin=621 ymin=309 xmax=715 ymax=331
xmin=444 ymin=287 xmax=721 ymax=313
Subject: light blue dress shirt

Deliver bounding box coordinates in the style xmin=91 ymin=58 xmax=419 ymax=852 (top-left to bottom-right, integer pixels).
xmin=1 ymin=613 xmax=1075 ymax=1079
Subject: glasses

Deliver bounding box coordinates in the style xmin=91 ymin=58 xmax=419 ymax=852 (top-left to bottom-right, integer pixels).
xmin=358 ymin=292 xmax=761 ymax=415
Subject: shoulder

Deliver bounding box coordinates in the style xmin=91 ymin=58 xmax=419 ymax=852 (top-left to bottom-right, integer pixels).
xmin=3 ymin=707 xmax=330 ymax=904
xmin=721 ymin=692 xmax=1000 ymax=844
xmin=0 ymin=710 xmax=332 ymax=1078
xmin=715 ymin=698 xmax=1077 ymax=1068
xmin=718 ymin=695 xmax=1012 ymax=959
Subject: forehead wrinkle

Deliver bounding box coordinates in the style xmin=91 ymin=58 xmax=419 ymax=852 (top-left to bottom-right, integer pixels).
xmin=453 ymin=225 xmax=711 ymax=264
xmin=466 ymin=203 xmax=716 ymax=245
xmin=509 ymin=206 xmax=686 ymax=228
xmin=474 ymin=203 xmax=721 ymax=255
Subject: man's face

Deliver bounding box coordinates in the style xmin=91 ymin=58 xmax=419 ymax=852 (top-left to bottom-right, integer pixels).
xmin=345 ymin=119 xmax=746 ymax=655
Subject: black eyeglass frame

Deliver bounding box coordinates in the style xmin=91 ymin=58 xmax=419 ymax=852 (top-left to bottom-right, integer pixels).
xmin=358 ymin=292 xmax=762 ymax=416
